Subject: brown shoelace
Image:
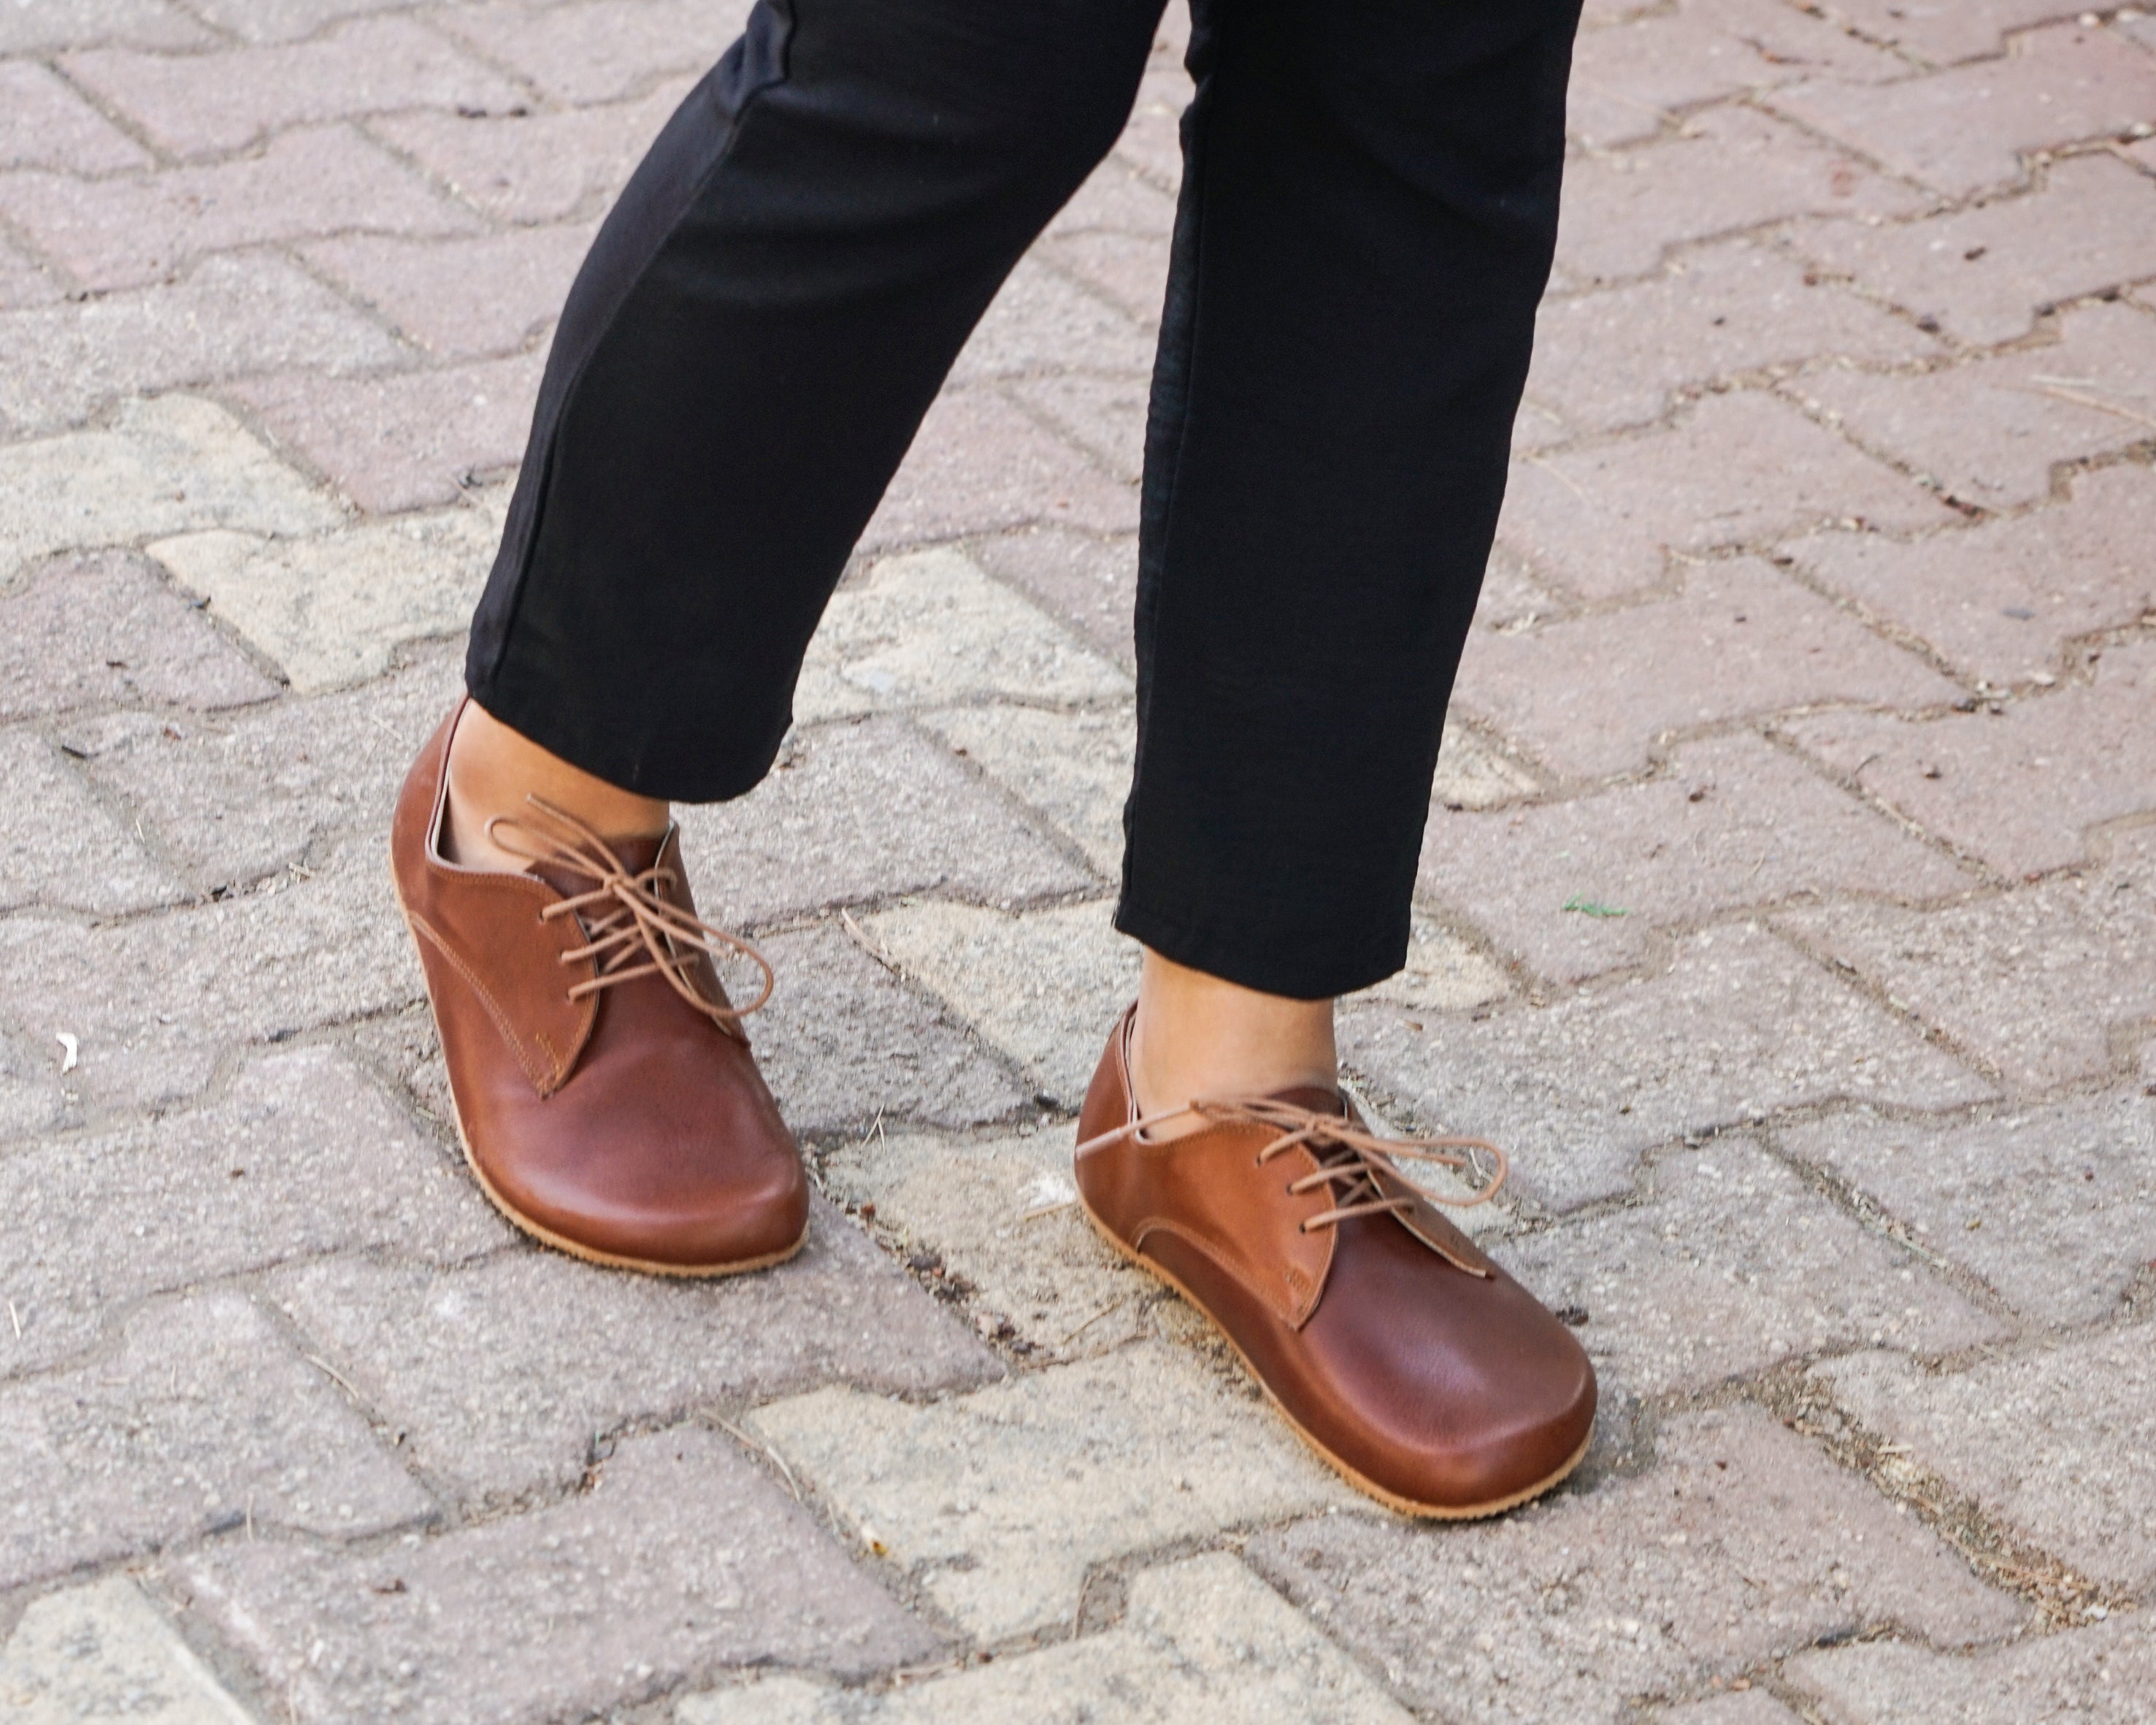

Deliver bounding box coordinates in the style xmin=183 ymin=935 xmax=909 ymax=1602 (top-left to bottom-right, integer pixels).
xmin=1078 ymin=1095 xmax=1506 ymax=1233
xmin=488 ymin=797 xmax=774 ymax=1025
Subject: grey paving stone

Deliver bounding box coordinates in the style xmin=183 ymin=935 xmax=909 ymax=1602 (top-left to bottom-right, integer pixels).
xmin=1342 ymin=922 xmax=1993 ymax=1212
xmin=62 ymin=649 xmax=461 ymax=890
xmin=148 ymin=500 xmax=498 ymax=693
xmin=1785 ymin=1607 xmax=2155 ymax=1725
xmin=794 ymin=546 xmax=1129 ymax=725
xmin=1817 ymin=1326 xmax=2156 ymax=1590
xmin=1777 ymin=1091 xmax=2156 ymax=1327
xmin=683 ymin=1551 xmax=1415 ymax=1724
xmin=265 ymin=1203 xmax=1000 ymax=1508
xmin=0 ymin=252 xmax=403 ymax=434
xmin=1419 ymin=733 xmax=1976 ymax=987
xmin=0 ymin=727 xmax=186 ymax=914
xmin=748 ymin=921 xmax=1027 ymax=1137
xmin=1651 ymin=1694 xmax=1804 ymax=1725
xmin=0 ymin=1576 xmax=253 ymax=1725
xmin=0 ymin=1044 xmax=505 ymax=1377
xmin=819 ymin=1123 xmax=1154 ymax=1361
xmin=184 ymin=0 xmax=412 ymax=42
xmin=921 ymin=703 xmax=1132 ymax=878
xmin=0 ymin=1289 xmax=431 ymax=1593
xmin=0 ymin=397 xmax=342 ymax=583
xmin=674 ymin=716 xmax=1091 ymax=930
xmin=856 ymin=898 xmax=1137 ymax=1109
xmin=0 ymin=550 xmax=277 ymax=722
xmin=947 ymin=256 xmax=1156 ymax=386
xmin=748 ymin=1341 xmax=1359 ymax=1642
xmin=172 ymin=1426 xmax=937 ymax=1725
xmin=1247 ymin=1404 xmax=2022 ymax=1725
xmin=0 ymin=849 xmax=424 ymax=1116
xmin=1500 ymin=1133 xmax=2002 ymax=1399
xmin=1779 ymin=826 xmax=2156 ymax=1090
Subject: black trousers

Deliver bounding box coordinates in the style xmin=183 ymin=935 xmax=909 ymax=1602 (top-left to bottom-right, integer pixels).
xmin=467 ymin=0 xmax=1581 ymax=1000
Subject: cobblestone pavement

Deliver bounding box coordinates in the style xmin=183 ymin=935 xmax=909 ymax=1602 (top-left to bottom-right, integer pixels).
xmin=1 ymin=1 xmax=2153 ymax=1719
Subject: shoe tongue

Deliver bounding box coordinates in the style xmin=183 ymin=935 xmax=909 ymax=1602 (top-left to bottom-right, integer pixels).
xmin=526 ymin=831 xmax=668 ymax=903
xmin=1270 ymin=1084 xmax=1346 ymax=1117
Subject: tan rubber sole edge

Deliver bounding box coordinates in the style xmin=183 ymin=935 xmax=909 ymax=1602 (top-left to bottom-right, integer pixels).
xmin=1078 ymin=1194 xmax=1590 ymax=1521
xmin=392 ymin=870 xmax=808 ymax=1280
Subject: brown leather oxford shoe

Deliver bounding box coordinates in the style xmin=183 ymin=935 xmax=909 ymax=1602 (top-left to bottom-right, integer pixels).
xmin=391 ymin=701 xmax=808 ymax=1275
xmin=1075 ymin=1005 xmax=1595 ymax=1517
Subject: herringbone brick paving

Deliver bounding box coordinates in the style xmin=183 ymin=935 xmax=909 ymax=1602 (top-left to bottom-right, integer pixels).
xmin=1 ymin=1 xmax=2152 ymax=1718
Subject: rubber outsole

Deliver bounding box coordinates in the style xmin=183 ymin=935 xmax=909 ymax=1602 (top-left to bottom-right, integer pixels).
xmin=1078 ymin=1193 xmax=1590 ymax=1521
xmin=392 ymin=868 xmax=808 ymax=1280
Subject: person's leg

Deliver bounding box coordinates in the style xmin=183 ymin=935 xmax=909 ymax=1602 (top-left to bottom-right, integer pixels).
xmin=396 ymin=0 xmax=1167 ymax=1277
xmin=1075 ymin=0 xmax=1593 ymax=1522
xmin=451 ymin=0 xmax=1165 ymax=854
xmin=1121 ymin=0 xmax=1580 ymax=1122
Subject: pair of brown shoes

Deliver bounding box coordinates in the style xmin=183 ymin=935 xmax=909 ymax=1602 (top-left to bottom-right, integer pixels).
xmin=391 ymin=703 xmax=1595 ymax=1517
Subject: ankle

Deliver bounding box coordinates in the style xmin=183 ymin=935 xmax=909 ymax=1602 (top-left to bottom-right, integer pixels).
xmin=1129 ymin=948 xmax=1336 ymax=1136
xmin=442 ymin=700 xmax=670 ymax=873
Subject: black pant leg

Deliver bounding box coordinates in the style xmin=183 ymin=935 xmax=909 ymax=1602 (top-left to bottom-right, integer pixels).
xmin=1117 ymin=0 xmax=1583 ymax=999
xmin=467 ymin=0 xmax=1164 ymax=798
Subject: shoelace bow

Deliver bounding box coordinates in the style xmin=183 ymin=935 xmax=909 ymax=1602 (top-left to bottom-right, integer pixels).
xmin=1080 ymin=1095 xmax=1507 ymax=1233
xmin=488 ymin=797 xmax=773 ymax=1025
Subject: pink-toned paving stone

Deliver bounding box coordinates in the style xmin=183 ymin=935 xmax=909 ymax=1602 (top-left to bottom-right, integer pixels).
xmin=971 ymin=524 xmax=1140 ymax=668
xmin=1419 ymin=732 xmax=1975 ymax=984
xmin=1554 ymin=104 xmax=1930 ymax=286
xmin=858 ymin=386 xmax=1138 ymax=549
xmin=1790 ymin=153 xmax=2156 ymax=346
xmin=1817 ymin=0 xmax=2097 ymax=66
xmin=0 ymin=550 xmax=277 ymax=719
xmin=1526 ymin=237 xmax=1941 ymax=439
xmin=1779 ymin=823 xmax=2156 ymax=1089
xmin=1780 ymin=462 xmax=2156 ymax=687
xmin=0 ymin=61 xmax=152 ymax=175
xmin=369 ymin=79 xmax=692 ymax=223
xmin=1343 ymin=921 xmax=1992 ymax=1212
xmin=180 ymin=0 xmax=416 ymax=44
xmin=61 ymin=16 xmax=527 ymax=159
xmin=947 ymin=255 xmax=1156 ymax=385
xmin=0 ymin=251 xmax=404 ymax=433
xmin=1493 ymin=391 xmax=1957 ymax=603
xmin=1036 ymin=229 xmax=1171 ymax=329
xmin=173 ymin=1426 xmax=940 ymax=1724
xmin=1451 ymin=555 xmax=1962 ymax=780
xmin=429 ymin=0 xmax=755 ymax=106
xmin=226 ymin=347 xmax=545 ymax=512
xmin=0 ymin=123 xmax=480 ymax=292
xmin=1112 ymin=64 xmax=1194 ymax=191
xmin=0 ymin=238 xmax=61 ymax=312
xmin=1768 ymin=23 xmax=2156 ymax=199
xmin=1789 ymin=299 xmax=2156 ymax=510
xmin=0 ymin=0 xmax=207 ymax=54
xmin=1778 ymin=1087 xmax=2156 ymax=1327
xmin=1010 ymin=372 xmax=1149 ymax=486
xmin=1782 ymin=637 xmax=2156 ymax=879
xmin=304 ymin=221 xmax=597 ymax=359
xmin=1246 ymin=1404 xmax=2021 ymax=1725
xmin=1567 ymin=0 xmax=1902 ymax=150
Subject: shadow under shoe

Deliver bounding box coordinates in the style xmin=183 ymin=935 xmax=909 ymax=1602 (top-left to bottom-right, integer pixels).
xmin=1074 ymin=1004 xmax=1595 ymax=1516
xmin=390 ymin=701 xmax=808 ymax=1274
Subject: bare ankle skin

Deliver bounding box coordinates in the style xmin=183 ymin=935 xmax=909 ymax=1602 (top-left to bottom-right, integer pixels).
xmin=1128 ymin=947 xmax=1338 ymax=1140
xmin=443 ymin=701 xmax=671 ymax=873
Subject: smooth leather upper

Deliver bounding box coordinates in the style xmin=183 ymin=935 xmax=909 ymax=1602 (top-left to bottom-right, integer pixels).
xmin=391 ymin=703 xmax=807 ymax=1268
xmin=1075 ymin=1007 xmax=1595 ymax=1510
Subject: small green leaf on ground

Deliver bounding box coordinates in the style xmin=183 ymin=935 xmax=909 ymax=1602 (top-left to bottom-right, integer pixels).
xmin=1562 ymin=895 xmax=1627 ymax=918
